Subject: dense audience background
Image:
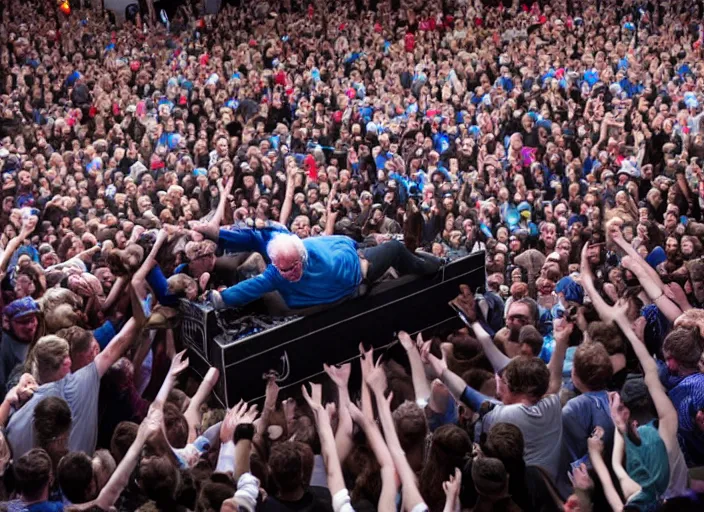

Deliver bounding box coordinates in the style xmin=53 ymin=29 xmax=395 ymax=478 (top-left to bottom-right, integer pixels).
xmin=1 ymin=0 xmax=704 ymax=510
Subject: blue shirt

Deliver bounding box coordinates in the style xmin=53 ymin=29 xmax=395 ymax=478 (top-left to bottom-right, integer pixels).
xmin=220 ymin=236 xmax=362 ymax=309
xmin=659 ymin=362 xmax=704 ymax=466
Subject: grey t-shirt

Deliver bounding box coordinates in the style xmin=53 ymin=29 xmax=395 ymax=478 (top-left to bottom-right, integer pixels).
xmin=480 ymin=393 xmax=563 ymax=480
xmin=6 ymin=362 xmax=100 ymax=458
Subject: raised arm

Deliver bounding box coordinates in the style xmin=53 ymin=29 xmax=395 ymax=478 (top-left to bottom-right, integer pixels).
xmin=580 ymin=242 xmax=621 ymax=323
xmin=451 ymin=285 xmax=510 ymax=372
xmin=0 ymin=218 xmax=36 ymax=274
xmin=348 ymin=402 xmax=398 ymax=512
xmin=184 ymin=366 xmax=220 ymax=443
xmin=102 ymin=276 xmax=128 ymax=313
xmin=94 ymin=317 xmax=143 ymax=378
xmin=588 ymin=427 xmax=625 ymax=512
xmin=95 ymin=405 xmax=162 ymax=509
xmin=132 ymin=229 xmax=169 ymax=294
xmin=0 ymin=374 xmax=37 ymax=427
xmin=367 ymin=362 xmax=427 ymax=511
xmin=547 ymin=319 xmax=571 ymax=395
xmin=620 ymin=256 xmax=682 ymax=324
xmin=324 ymin=363 xmax=354 ymax=464
xmin=614 ymin=310 xmax=679 ymax=449
xmin=301 ymin=383 xmax=347 ymax=498
xmin=279 ymin=165 xmax=297 ymax=226
xmin=399 ymin=331 xmax=431 ymax=403
xmin=611 ymin=230 xmax=663 ymax=287
xmin=359 ymin=343 xmax=375 ymax=420
xmin=420 ymin=340 xmax=495 ymax=411
xmin=210 ymin=177 xmax=234 ymax=229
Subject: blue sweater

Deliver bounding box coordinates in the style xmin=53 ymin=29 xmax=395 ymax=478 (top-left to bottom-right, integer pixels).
xmin=220 ymin=235 xmax=362 ymax=309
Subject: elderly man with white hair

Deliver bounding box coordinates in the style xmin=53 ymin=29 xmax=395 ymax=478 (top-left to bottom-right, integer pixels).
xmin=207 ymin=233 xmax=442 ymax=311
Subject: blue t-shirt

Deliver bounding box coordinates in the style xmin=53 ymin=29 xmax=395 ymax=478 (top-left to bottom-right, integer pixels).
xmin=220 ymin=235 xmax=362 ymax=309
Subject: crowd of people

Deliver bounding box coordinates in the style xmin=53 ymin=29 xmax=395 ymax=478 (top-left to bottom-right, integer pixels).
xmin=1 ymin=0 xmax=704 ymax=509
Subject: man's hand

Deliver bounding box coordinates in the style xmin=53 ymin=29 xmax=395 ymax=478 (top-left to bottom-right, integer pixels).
xmin=301 ymin=382 xmax=324 ymax=413
xmin=442 ymin=468 xmax=462 ymax=507
xmin=263 ymin=373 xmax=279 ymax=412
xmin=359 ymin=342 xmax=374 ymax=381
xmin=553 ymin=318 xmax=574 ymax=346
xmin=219 ymin=176 xmax=234 ymax=196
xmin=608 ymin=392 xmax=628 ymax=434
xmin=450 ymin=284 xmax=478 ymax=322
xmin=398 ymin=331 xmax=415 ymax=352
xmin=569 ymin=463 xmax=594 ymax=491
xmin=221 ymin=401 xmax=259 ymax=443
xmin=169 ymin=350 xmax=190 ymax=378
xmin=420 ymin=341 xmax=447 ymax=380
xmin=664 ymin=282 xmax=688 ymax=306
xmin=6 ymin=373 xmax=37 ymax=407
xmin=365 ymin=360 xmax=387 ymax=396
xmin=323 ymin=363 xmax=351 ymax=389
xmin=20 ymin=215 xmax=38 ymax=237
xmin=588 ymin=426 xmax=605 ymax=456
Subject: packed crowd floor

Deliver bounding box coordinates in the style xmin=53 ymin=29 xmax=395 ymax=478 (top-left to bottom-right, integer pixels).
xmin=1 ymin=0 xmax=704 ymax=510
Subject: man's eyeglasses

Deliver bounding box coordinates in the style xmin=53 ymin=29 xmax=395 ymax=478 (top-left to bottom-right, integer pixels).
xmin=507 ymin=314 xmax=530 ymax=323
xmin=277 ymin=259 xmax=302 ymax=275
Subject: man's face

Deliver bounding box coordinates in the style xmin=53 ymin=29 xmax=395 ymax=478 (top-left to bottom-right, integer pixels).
xmin=189 ymin=253 xmax=216 ymax=278
xmin=665 ymin=238 xmax=679 ymax=258
xmin=72 ymin=338 xmax=100 ymax=372
xmin=10 ymin=315 xmax=38 ymax=342
xmin=292 ymin=217 xmax=311 ymax=238
xmin=506 ymin=303 xmax=532 ymax=339
xmin=273 ymin=251 xmax=304 ymax=282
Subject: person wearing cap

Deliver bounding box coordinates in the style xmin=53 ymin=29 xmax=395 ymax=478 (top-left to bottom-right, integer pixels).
xmin=0 ymin=297 xmax=41 ymax=396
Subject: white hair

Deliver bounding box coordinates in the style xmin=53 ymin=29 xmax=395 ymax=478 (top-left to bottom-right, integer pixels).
xmin=267 ymin=233 xmax=308 ymax=265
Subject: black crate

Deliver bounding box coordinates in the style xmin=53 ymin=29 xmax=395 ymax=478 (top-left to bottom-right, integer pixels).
xmin=183 ymin=251 xmax=486 ymax=406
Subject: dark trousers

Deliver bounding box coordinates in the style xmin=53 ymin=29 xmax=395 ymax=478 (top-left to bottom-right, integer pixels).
xmin=362 ymin=240 xmax=440 ymax=283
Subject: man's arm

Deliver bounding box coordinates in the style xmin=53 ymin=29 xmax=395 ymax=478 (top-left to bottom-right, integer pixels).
xmin=215 ymin=270 xmax=277 ymax=309
xmin=620 ymin=255 xmax=682 ymax=323
xmin=367 ymin=364 xmax=427 ymax=511
xmin=94 ymin=406 xmax=161 ymax=510
xmin=94 ymin=317 xmax=141 ymax=378
xmin=547 ymin=320 xmax=571 ymax=395
xmin=614 ymin=310 xmax=679 ymax=450
xmin=279 ymin=166 xmax=297 ymax=226
xmin=324 ymin=363 xmax=354 ymax=464
xmin=348 ymin=402 xmax=398 ymax=512
xmin=399 ymin=331 xmax=431 ymax=403
xmin=451 ymin=285 xmax=511 ymax=372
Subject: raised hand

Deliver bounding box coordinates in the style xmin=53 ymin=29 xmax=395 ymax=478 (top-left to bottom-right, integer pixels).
xmin=608 ymin=392 xmax=628 ymax=434
xmin=442 ymin=468 xmax=462 ymax=507
xmin=365 ymin=359 xmax=387 ymax=396
xmin=419 ymin=340 xmax=447 ymax=380
xmin=553 ymin=318 xmax=574 ymax=346
xmin=169 ymin=350 xmax=190 ymax=378
xmin=301 ymin=382 xmax=324 ymax=412
xmin=450 ymin=284 xmax=478 ymax=322
xmin=6 ymin=373 xmax=38 ymax=407
xmin=359 ymin=342 xmax=374 ymax=380
xmin=398 ymin=331 xmax=415 ymax=351
xmin=569 ymin=463 xmax=594 ymax=491
xmin=323 ymin=362 xmax=351 ymax=389
xmin=588 ymin=426 xmax=605 ymax=456
xmin=263 ymin=373 xmax=280 ymax=412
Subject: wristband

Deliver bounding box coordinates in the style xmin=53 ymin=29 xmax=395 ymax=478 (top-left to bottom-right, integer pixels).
xmin=234 ymin=423 xmax=255 ymax=443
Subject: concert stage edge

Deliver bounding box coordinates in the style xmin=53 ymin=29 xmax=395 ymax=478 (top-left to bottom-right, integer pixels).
xmin=182 ymin=251 xmax=486 ymax=406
